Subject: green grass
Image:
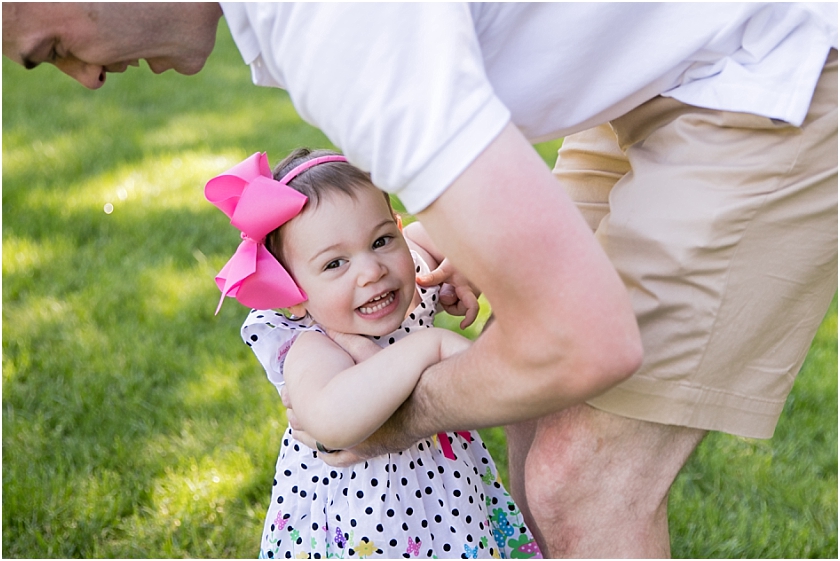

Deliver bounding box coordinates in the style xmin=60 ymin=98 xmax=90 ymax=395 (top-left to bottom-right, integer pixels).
xmin=3 ymin=23 xmax=836 ymax=558
xmin=669 ymin=297 xmax=838 ymax=558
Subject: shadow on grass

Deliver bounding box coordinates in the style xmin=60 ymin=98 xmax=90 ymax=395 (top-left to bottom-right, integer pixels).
xmin=3 ymin=200 xmax=283 ymax=557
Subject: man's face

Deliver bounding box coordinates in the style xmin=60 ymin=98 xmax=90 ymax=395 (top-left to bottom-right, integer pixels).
xmin=2 ymin=2 xmax=219 ymax=89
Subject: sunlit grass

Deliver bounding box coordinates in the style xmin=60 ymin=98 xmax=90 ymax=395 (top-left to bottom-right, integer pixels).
xmin=4 ymin=20 xmax=836 ymax=559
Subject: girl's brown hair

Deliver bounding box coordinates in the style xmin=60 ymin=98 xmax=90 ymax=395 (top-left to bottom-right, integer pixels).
xmin=265 ymin=148 xmax=394 ymax=266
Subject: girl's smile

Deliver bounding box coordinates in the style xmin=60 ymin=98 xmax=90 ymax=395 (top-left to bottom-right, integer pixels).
xmin=356 ymin=289 xmax=399 ymax=318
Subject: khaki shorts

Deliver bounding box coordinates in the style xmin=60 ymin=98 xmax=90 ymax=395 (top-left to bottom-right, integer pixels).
xmin=554 ymin=50 xmax=838 ymax=439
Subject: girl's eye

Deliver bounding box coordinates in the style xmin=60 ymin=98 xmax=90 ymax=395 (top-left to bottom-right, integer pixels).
xmin=324 ymin=259 xmax=345 ymax=271
xmin=373 ymin=236 xmax=392 ymax=249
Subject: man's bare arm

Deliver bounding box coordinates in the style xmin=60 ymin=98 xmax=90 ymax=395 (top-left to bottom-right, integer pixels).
xmin=316 ymin=122 xmax=643 ymax=462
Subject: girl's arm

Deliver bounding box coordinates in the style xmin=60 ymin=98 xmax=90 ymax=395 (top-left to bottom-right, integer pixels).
xmin=402 ymin=220 xmax=442 ymax=269
xmin=403 ymin=221 xmax=481 ymax=328
xmin=284 ymin=327 xmax=471 ymax=450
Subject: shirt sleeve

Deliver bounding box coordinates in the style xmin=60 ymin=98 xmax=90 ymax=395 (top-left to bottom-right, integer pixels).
xmin=234 ymin=3 xmax=511 ymax=213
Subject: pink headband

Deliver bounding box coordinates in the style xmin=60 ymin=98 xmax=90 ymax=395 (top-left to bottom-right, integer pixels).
xmin=205 ymin=152 xmax=348 ymax=314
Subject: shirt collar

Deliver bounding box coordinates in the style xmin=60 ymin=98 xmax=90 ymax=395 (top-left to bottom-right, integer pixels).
xmin=220 ymin=2 xmax=260 ymax=65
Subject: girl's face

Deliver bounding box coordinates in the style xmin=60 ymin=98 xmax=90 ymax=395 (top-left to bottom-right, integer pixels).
xmin=284 ymin=183 xmax=419 ymax=337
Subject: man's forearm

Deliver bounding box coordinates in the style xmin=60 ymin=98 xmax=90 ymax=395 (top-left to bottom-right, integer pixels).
xmin=363 ymin=321 xmax=626 ymax=450
xmin=415 ymin=123 xmax=643 ymax=416
xmin=348 ymin=122 xmax=643 ymax=457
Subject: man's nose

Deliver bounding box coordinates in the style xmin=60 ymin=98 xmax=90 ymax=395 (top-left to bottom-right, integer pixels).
xmin=55 ymin=57 xmax=105 ymax=90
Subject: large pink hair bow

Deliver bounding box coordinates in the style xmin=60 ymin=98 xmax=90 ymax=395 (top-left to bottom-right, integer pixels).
xmin=205 ymin=152 xmax=346 ymax=314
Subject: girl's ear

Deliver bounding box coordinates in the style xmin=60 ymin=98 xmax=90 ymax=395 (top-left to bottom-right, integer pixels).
xmin=288 ymin=302 xmax=308 ymax=319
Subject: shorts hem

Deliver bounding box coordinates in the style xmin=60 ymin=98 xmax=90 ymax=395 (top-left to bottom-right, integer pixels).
xmin=586 ymin=378 xmax=786 ymax=439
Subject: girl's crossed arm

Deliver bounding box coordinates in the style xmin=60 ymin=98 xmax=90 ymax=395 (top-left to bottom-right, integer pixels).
xmin=283 ymin=327 xmax=470 ymax=451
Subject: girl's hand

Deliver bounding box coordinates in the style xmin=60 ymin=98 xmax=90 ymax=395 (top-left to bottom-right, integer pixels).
xmin=416 ymin=258 xmax=481 ymax=329
xmin=325 ymin=329 xmax=382 ymax=363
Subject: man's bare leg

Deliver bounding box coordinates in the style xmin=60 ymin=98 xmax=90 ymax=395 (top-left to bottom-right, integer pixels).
xmin=511 ymin=403 xmax=706 ymax=558
xmin=506 ymin=420 xmax=546 ymax=550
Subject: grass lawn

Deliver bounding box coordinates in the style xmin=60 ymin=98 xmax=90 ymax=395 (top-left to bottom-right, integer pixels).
xmin=3 ymin=23 xmax=837 ymax=558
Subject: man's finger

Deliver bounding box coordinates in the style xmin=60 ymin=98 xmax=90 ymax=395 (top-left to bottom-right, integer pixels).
xmin=316 ymin=449 xmax=366 ymax=468
xmin=289 ymin=428 xmax=366 ymax=467
xmin=290 ymin=426 xmax=315 ymax=449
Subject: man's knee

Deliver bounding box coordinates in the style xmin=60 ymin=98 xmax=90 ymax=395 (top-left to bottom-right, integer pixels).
xmin=522 ymin=406 xmax=606 ymax=520
xmin=522 ymin=404 xmax=706 ymax=519
xmin=520 ymin=405 xmax=706 ymax=557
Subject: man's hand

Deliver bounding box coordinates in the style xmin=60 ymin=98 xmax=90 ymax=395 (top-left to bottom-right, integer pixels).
xmin=416 ymin=258 xmax=480 ymax=329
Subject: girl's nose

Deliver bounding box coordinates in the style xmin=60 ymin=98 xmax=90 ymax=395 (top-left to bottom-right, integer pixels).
xmin=356 ymin=255 xmax=387 ymax=286
xmin=55 ymin=57 xmax=106 ymax=90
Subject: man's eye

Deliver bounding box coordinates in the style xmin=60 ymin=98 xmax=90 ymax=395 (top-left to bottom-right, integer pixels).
xmin=373 ymin=236 xmax=392 ymax=249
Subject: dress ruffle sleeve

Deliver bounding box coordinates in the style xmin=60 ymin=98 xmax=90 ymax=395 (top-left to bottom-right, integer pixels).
xmin=241 ymin=310 xmax=324 ymax=395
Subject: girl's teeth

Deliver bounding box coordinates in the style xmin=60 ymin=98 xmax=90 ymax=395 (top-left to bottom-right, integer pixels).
xmin=359 ymin=292 xmax=395 ymax=315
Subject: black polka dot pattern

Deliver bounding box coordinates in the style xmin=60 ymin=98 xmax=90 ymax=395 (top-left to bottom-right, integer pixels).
xmin=245 ymin=254 xmax=540 ymax=558
xmin=260 ymin=424 xmax=538 ymax=559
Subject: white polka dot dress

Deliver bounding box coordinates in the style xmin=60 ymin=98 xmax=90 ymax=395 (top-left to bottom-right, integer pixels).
xmin=242 ymin=254 xmax=542 ymax=560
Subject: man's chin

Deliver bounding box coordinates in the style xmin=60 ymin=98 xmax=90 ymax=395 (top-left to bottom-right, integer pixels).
xmin=176 ymin=64 xmax=205 ymax=76
xmin=176 ymin=56 xmax=212 ymax=76
xmin=147 ymin=59 xmax=202 ymax=76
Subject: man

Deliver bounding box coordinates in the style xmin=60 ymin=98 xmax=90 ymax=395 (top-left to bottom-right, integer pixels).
xmin=5 ymin=3 xmax=836 ymax=557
